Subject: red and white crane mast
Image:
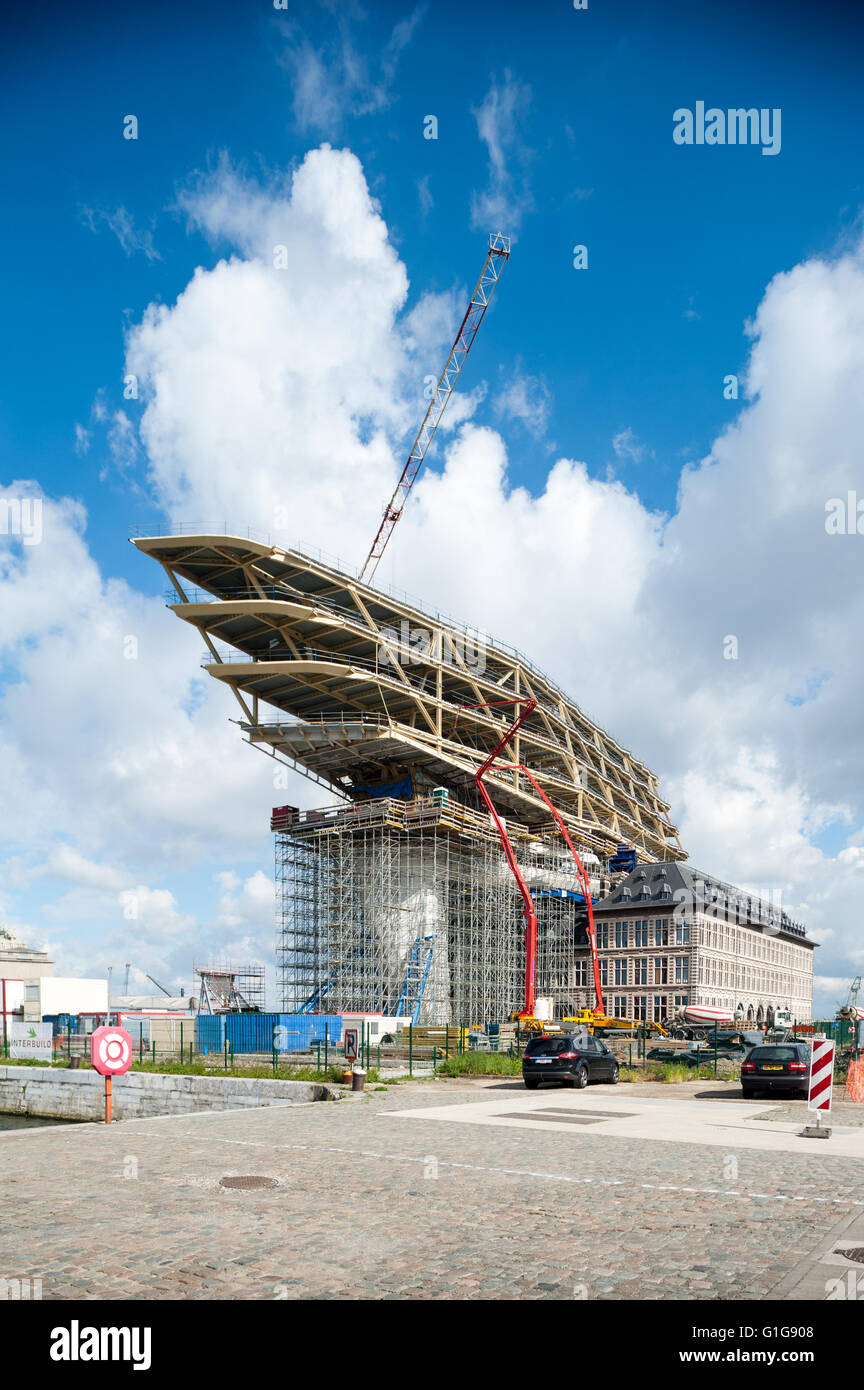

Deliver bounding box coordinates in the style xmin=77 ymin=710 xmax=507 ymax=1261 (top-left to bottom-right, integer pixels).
xmin=360 ymin=232 xmax=510 ymax=584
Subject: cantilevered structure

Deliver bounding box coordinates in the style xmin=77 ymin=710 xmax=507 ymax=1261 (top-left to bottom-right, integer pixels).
xmin=133 ymin=532 xmax=683 ymax=861
xmin=134 ymin=531 xmax=684 ymax=1022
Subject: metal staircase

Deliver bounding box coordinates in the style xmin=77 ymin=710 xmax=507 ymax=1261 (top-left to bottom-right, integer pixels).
xmin=394 ymin=935 xmax=437 ymax=1025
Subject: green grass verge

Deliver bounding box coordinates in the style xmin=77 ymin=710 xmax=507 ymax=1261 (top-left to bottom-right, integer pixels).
xmin=128 ymin=1059 xmax=382 ymax=1084
xmin=0 ymin=1056 xmax=87 ymax=1069
xmin=434 ymin=1053 xmax=523 ymax=1077
xmin=654 ymin=1062 xmax=732 ymax=1083
xmin=2 ymin=1055 xmax=389 ymax=1084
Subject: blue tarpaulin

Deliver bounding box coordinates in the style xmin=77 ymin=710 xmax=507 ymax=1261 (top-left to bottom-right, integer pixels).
xmin=354 ymin=777 xmax=413 ymax=799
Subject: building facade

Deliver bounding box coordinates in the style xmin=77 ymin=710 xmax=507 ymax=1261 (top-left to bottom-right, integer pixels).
xmin=587 ymin=862 xmax=815 ymax=1025
xmin=0 ymin=925 xmax=55 ymax=1033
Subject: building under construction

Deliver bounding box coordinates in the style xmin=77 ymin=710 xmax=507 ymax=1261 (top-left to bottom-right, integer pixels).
xmin=134 ymin=532 xmax=685 ymax=1025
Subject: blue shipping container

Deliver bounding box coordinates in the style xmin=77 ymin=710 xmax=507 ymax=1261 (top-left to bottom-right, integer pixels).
xmin=196 ymin=1013 xmax=342 ymax=1055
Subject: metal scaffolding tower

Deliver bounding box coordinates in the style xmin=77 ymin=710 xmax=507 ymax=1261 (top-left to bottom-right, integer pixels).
xmin=274 ymin=794 xmax=599 ymax=1025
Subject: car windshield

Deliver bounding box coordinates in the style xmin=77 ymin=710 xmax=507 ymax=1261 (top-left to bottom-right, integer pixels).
xmin=526 ymin=1036 xmax=572 ymax=1056
xmin=750 ymin=1046 xmax=803 ymax=1062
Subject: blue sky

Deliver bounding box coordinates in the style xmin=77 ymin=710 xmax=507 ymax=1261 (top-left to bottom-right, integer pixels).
xmin=2 ymin=0 xmax=864 ymax=1012
xmin=5 ymin=0 xmax=864 ymax=555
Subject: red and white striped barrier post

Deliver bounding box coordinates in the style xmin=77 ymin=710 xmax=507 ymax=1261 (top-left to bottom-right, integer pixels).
xmin=802 ymin=1036 xmax=835 ymax=1138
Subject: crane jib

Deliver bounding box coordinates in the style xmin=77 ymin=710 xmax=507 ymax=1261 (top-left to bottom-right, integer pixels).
xmin=361 ymin=233 xmax=510 ymax=581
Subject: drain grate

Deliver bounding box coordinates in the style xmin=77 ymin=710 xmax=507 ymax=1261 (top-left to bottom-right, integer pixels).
xmin=533 ymin=1108 xmax=635 ymax=1120
xmin=219 ymin=1176 xmax=279 ymax=1191
xmin=495 ymin=1111 xmax=606 ymax=1125
xmin=836 ymin=1248 xmax=864 ymax=1264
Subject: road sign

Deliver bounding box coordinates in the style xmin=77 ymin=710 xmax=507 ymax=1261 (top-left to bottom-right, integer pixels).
xmin=808 ymin=1036 xmax=836 ymax=1114
xmin=343 ymin=1027 xmax=360 ymax=1063
xmin=9 ymin=1022 xmax=52 ymax=1062
xmin=90 ymin=1026 xmax=133 ymax=1077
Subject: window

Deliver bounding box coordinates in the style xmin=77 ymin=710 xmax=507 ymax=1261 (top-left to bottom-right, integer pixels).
xmin=634 ymin=921 xmax=649 ymax=947
xmin=596 ymin=924 xmax=610 ymax=949
xmin=614 ymin=959 xmax=628 ymax=986
xmin=653 ymin=995 xmax=665 ymax=1020
xmin=674 ymin=993 xmax=689 ymax=1008
xmin=25 ymin=985 xmax=39 ymax=1001
xmin=572 ymin=959 xmax=588 ymax=987
xmin=634 ymin=958 xmax=649 ymax=986
xmin=655 ymin=920 xmax=669 ymax=946
xmin=675 ymin=957 xmax=689 ymax=984
xmin=632 ymin=995 xmax=647 ymax=1021
xmin=526 ymin=1037 xmax=573 ymax=1056
xmin=675 ymin=923 xmax=690 ymax=945
xmin=599 ymin=959 xmax=609 ymax=987
xmin=615 ymin=923 xmax=629 ymax=949
xmin=653 ymin=957 xmax=668 ymax=985
xmin=613 ymin=996 xmax=628 ymax=1017
xmin=122 ymin=1016 xmax=151 ymax=1044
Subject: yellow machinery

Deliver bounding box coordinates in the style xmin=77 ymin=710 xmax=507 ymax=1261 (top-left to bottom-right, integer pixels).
xmin=563 ymin=1009 xmax=668 ymax=1038
xmin=511 ymin=1009 xmax=668 ymax=1040
xmin=510 ymin=1011 xmax=552 ymax=1038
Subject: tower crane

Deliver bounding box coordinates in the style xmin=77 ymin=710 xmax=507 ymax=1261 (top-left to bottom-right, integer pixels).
xmin=360 ymin=231 xmax=510 ymax=584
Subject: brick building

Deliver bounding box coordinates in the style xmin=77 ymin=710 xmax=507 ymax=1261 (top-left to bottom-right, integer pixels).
xmin=586 ymin=862 xmax=815 ymax=1026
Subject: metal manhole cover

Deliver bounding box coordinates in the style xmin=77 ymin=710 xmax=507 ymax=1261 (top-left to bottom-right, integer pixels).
xmin=219 ymin=1176 xmax=279 ymax=1191
xmin=836 ymin=1248 xmax=864 ymax=1264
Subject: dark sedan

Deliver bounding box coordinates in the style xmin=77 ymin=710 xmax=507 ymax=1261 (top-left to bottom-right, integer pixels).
xmin=522 ymin=1032 xmax=619 ymax=1089
xmin=740 ymin=1043 xmax=811 ymax=1098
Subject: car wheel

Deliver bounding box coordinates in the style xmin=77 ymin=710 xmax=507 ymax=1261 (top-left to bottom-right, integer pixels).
xmin=573 ymin=1065 xmax=589 ymax=1090
xmin=524 ymin=1078 xmax=540 ymax=1090
xmin=609 ymin=1064 xmax=620 ymax=1085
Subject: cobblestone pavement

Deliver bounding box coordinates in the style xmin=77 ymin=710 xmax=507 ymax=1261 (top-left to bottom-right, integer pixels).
xmin=2 ymin=1078 xmax=863 ymax=1301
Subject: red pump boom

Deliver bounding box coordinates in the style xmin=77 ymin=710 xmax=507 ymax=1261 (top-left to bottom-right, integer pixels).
xmin=468 ymin=698 xmax=605 ymax=1019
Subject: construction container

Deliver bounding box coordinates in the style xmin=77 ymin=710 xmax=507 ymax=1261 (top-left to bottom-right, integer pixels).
xmin=196 ymin=1012 xmax=343 ymax=1055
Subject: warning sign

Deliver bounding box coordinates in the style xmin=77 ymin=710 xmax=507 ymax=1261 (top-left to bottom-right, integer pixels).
xmin=808 ymin=1037 xmax=835 ymax=1114
xmin=343 ymin=1027 xmax=360 ymax=1063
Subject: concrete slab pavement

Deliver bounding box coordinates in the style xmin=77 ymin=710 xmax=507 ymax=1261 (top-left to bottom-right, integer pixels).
xmin=387 ymin=1089 xmax=864 ymax=1158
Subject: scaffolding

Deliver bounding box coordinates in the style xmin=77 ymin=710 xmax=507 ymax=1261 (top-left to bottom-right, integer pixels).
xmin=236 ymin=964 xmax=266 ymax=1013
xmin=195 ymin=962 xmax=264 ymax=1014
xmin=275 ymin=795 xmax=599 ymax=1025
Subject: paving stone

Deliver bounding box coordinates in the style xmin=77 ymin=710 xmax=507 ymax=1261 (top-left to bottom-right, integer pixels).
xmin=1 ymin=1079 xmax=863 ymax=1300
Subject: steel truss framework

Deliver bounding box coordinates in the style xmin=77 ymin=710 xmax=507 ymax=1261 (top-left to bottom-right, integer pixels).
xmin=275 ymin=796 xmax=598 ymax=1024
xmin=132 ymin=533 xmax=684 ymax=862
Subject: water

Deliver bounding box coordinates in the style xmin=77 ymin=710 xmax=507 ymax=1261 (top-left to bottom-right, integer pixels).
xmin=0 ymin=1113 xmax=73 ymax=1131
